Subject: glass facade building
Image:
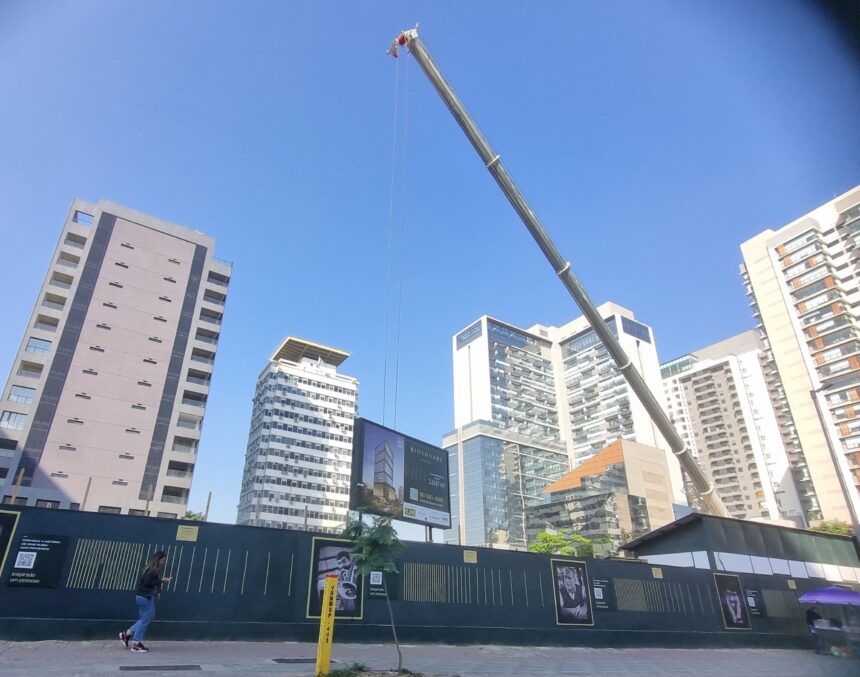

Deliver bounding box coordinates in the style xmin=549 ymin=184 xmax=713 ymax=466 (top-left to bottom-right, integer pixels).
xmin=442 ymin=421 xmax=568 ymax=548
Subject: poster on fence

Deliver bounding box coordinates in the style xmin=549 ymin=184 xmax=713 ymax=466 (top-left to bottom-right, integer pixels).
xmin=713 ymin=573 xmax=751 ymax=630
xmin=6 ymin=534 xmax=68 ymax=588
xmin=551 ymin=559 xmax=594 ymax=626
xmin=306 ymin=537 xmax=363 ymax=620
xmin=0 ymin=510 xmax=19 ymax=578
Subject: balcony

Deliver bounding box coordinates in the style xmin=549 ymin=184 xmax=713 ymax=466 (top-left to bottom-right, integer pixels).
xmin=42 ymin=293 xmax=66 ymax=311
xmin=172 ymin=437 xmax=199 ymax=454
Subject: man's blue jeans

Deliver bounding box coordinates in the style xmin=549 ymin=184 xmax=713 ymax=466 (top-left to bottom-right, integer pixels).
xmin=130 ymin=595 xmax=156 ymax=641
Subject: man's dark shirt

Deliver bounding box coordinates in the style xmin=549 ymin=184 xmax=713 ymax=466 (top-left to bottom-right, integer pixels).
xmin=806 ymin=608 xmax=821 ymax=626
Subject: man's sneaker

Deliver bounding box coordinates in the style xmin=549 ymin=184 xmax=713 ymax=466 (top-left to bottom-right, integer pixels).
xmin=118 ymin=631 xmax=130 ymax=649
xmin=131 ymin=642 xmax=149 ymax=653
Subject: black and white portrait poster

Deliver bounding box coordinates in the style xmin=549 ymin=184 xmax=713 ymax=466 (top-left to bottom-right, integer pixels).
xmin=713 ymin=573 xmax=751 ymax=630
xmin=306 ymin=537 xmax=363 ymax=620
xmin=551 ymin=559 xmax=593 ymax=626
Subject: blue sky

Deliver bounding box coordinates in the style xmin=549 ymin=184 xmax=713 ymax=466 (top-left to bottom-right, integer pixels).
xmin=1 ymin=2 xmax=859 ymax=532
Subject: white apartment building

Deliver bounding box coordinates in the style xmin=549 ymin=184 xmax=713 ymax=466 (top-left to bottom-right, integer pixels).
xmin=236 ymin=337 xmax=357 ymax=532
xmin=452 ymin=303 xmax=686 ymax=505
xmin=0 ymin=198 xmax=231 ymax=517
xmin=661 ymin=331 xmax=804 ymax=525
xmin=741 ymin=184 xmax=860 ymax=524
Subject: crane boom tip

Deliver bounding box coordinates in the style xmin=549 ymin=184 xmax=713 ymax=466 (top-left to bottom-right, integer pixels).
xmin=387 ymin=26 xmax=419 ymax=58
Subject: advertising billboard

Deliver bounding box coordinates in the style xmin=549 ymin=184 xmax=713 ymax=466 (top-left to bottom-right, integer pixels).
xmin=349 ymin=418 xmax=451 ymax=528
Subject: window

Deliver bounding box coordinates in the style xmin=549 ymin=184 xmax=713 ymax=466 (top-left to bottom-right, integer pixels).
xmin=0 ymin=411 xmax=27 ymax=430
xmin=143 ymin=358 xmax=157 ymax=365
xmin=157 ymin=512 xmax=177 ymax=519
xmin=109 ymin=281 xmax=124 ymax=289
xmin=119 ymin=453 xmax=134 ymax=460
xmin=128 ymin=509 xmax=145 ymax=516
xmin=164 ymin=276 xmax=176 ymax=283
xmin=42 ymin=292 xmax=66 ymax=310
xmin=35 ymin=499 xmax=59 ymax=509
xmin=82 ymin=368 xmax=98 ymax=375
xmin=64 ymin=233 xmax=86 ymax=249
xmin=50 ymin=272 xmax=74 ymax=289
xmin=131 ymin=403 xmax=146 ymax=411
xmin=67 ymin=418 xmax=84 ymax=425
xmin=168 ymin=257 xmax=181 ymax=265
xmin=0 ymin=439 xmax=17 ymax=451
xmin=158 ymin=296 xmax=172 ymax=303
xmin=73 ymin=210 xmax=93 ymax=225
xmin=2 ymin=496 xmax=27 ymax=506
xmin=112 ymin=480 xmax=128 ymax=486
xmin=69 ymin=503 xmax=80 ymax=510
xmin=57 ymin=251 xmax=80 ymax=267
xmin=148 ymin=336 xmax=163 ymax=343
xmin=8 ymin=386 xmax=35 ymax=404
xmin=25 ymin=337 xmax=52 ymax=355
xmin=137 ymin=380 xmax=152 ymax=387
xmin=89 ymin=345 xmax=104 ymax=353
xmin=98 ymin=506 xmax=121 ymax=514
xmin=33 ymin=314 xmax=59 ymax=332
xmin=96 ymin=323 xmax=111 ymax=330
xmin=120 ymin=242 xmax=134 ymax=250
xmin=50 ymin=471 xmax=68 ymax=478
xmin=58 ymin=444 xmax=76 ymax=451
xmin=115 ymin=261 xmax=129 ymax=269
xmin=102 ymin=301 xmax=117 ymax=309
xmin=154 ymin=315 xmax=167 ymax=323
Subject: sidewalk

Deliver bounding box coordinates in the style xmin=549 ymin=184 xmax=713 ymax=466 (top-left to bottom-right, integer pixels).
xmin=0 ymin=640 xmax=854 ymax=677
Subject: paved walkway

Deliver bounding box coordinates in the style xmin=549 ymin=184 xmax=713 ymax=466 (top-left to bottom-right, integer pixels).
xmin=0 ymin=640 xmax=855 ymax=677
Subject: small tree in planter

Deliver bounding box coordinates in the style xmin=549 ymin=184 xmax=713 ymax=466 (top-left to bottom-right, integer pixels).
xmin=342 ymin=516 xmax=406 ymax=672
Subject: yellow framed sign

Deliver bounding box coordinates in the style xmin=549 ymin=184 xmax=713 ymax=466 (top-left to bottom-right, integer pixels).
xmin=0 ymin=510 xmax=20 ymax=578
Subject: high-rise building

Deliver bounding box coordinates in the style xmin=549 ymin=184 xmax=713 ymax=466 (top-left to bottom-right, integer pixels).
xmin=236 ymin=337 xmax=357 ymax=532
xmin=741 ymin=185 xmax=860 ymax=524
xmin=525 ymin=439 xmax=677 ymax=553
xmin=452 ymin=303 xmax=685 ymax=504
xmin=661 ymin=332 xmax=804 ymax=525
xmin=441 ymin=420 xmax=569 ymax=548
xmin=0 ymin=198 xmax=231 ymax=517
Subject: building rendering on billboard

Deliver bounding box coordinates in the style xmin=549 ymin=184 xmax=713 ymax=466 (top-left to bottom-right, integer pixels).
xmin=349 ymin=419 xmax=451 ymax=528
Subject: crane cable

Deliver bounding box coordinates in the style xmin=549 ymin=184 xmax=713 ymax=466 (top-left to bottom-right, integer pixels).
xmin=381 ymin=57 xmax=400 ymax=427
xmin=392 ymin=59 xmax=410 ymax=430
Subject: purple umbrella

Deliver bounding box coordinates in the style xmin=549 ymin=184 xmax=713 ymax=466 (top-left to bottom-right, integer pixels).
xmin=799 ymin=586 xmax=860 ymax=606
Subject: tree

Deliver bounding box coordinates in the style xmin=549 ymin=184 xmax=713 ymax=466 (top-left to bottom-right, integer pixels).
xmin=342 ymin=516 xmax=406 ymax=672
xmin=182 ymin=511 xmax=205 ymax=521
xmin=809 ymin=519 xmax=853 ymax=536
xmin=527 ymin=531 xmax=594 ymax=557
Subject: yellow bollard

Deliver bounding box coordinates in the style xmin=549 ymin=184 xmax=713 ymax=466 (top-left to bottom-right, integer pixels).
xmin=315 ymin=574 xmax=338 ymax=676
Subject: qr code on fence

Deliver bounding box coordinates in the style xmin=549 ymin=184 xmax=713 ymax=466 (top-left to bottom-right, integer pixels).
xmin=370 ymin=571 xmax=383 ymax=586
xmin=14 ymin=551 xmax=37 ymax=569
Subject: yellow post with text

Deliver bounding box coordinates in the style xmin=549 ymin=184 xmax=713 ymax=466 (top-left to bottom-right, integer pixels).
xmin=315 ymin=574 xmax=338 ymax=676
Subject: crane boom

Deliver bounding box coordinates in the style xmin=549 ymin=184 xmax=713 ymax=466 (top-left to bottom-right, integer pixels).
xmin=391 ymin=27 xmax=728 ymax=518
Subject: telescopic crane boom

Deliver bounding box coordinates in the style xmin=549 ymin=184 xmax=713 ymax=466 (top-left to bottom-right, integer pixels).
xmin=390 ymin=27 xmax=728 ymax=518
